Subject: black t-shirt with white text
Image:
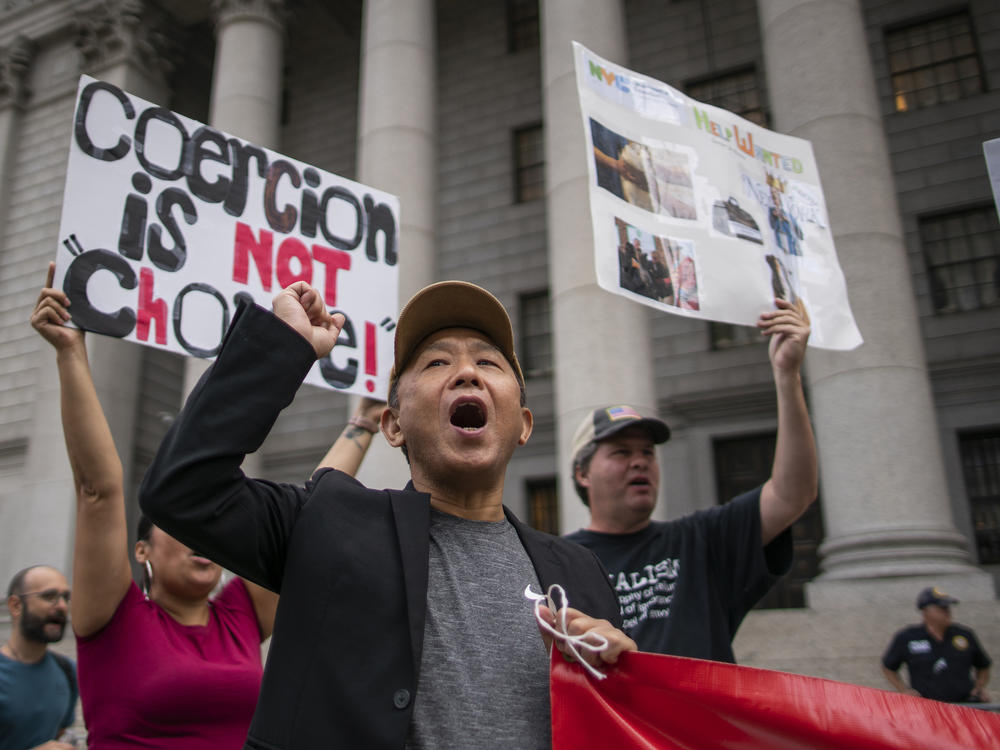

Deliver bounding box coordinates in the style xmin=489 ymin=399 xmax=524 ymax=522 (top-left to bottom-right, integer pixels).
xmin=565 ymin=488 xmax=791 ymax=662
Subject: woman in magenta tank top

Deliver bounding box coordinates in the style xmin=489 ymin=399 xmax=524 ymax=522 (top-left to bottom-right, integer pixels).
xmin=31 ymin=265 xmax=383 ymax=748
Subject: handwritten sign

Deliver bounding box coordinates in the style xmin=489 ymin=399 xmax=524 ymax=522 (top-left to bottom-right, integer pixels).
xmin=55 ymin=76 xmax=400 ymax=395
xmin=574 ymin=43 xmax=861 ymax=350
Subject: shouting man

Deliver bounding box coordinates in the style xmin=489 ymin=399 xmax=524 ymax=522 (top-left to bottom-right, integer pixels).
xmin=141 ymin=280 xmax=633 ymax=749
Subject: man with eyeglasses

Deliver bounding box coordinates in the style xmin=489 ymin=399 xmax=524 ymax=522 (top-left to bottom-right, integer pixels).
xmin=881 ymin=586 xmax=992 ymax=703
xmin=1 ymin=566 xmax=78 ymax=750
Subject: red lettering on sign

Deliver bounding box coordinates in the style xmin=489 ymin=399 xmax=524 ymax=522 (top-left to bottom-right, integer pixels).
xmin=365 ymin=320 xmax=376 ymax=393
xmin=233 ymin=221 xmax=273 ymax=290
xmin=136 ymin=267 xmax=167 ymax=345
xmin=275 ymin=237 xmax=312 ymax=288
xmin=311 ymin=244 xmax=351 ymax=306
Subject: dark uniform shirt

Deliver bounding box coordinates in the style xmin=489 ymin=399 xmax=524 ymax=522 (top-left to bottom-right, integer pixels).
xmin=882 ymin=623 xmax=991 ymax=702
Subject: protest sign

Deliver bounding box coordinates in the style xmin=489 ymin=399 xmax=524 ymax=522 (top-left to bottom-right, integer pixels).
xmin=573 ymin=43 xmax=862 ymax=350
xmin=985 ymin=138 xmax=1000 ymax=221
xmin=55 ymin=76 xmax=400 ymax=396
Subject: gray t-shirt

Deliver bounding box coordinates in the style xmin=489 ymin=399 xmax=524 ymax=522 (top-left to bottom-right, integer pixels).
xmin=405 ymin=509 xmax=551 ymax=749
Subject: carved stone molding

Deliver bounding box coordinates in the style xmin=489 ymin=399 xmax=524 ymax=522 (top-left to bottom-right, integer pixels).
xmin=74 ymin=0 xmax=174 ymax=78
xmin=0 ymin=0 xmax=42 ymax=16
xmin=212 ymin=0 xmax=285 ymax=31
xmin=0 ymin=35 xmax=34 ymax=111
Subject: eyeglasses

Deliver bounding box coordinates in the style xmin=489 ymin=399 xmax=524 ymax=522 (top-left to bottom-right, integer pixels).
xmin=18 ymin=589 xmax=71 ymax=604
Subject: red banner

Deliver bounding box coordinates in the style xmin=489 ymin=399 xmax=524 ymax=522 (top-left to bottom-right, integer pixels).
xmin=551 ymin=649 xmax=1000 ymax=749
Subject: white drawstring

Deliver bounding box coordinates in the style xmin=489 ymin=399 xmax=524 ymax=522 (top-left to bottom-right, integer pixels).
xmin=525 ymin=583 xmax=609 ymax=680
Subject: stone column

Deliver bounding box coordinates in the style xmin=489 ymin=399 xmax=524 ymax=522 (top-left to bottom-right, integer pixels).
xmin=180 ymin=0 xmax=286 ymax=477
xmin=208 ymin=0 xmax=285 ymax=147
xmin=540 ymin=0 xmax=658 ymax=533
xmin=0 ymin=37 xmax=32 ymax=233
xmin=757 ymin=0 xmax=993 ymax=606
xmin=0 ymin=36 xmax=54 ymax=580
xmin=353 ymin=0 xmax=437 ymax=489
xmin=77 ymin=0 xmax=176 ymax=560
xmin=12 ymin=0 xmax=174 ymax=574
xmin=76 ymin=0 xmax=176 ymax=433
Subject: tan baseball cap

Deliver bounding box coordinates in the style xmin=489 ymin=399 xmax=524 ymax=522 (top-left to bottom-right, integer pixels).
xmin=390 ymin=281 xmax=524 ymax=385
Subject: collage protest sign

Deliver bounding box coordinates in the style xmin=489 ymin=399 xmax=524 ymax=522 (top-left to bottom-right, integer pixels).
xmin=573 ymin=43 xmax=862 ymax=350
xmin=55 ymin=76 xmax=400 ymax=396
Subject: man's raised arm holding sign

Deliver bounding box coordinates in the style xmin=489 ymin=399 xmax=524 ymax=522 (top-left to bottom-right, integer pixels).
xmin=140 ymin=279 xmax=634 ymax=749
xmin=756 ymin=298 xmax=818 ymax=545
xmin=566 ymin=298 xmax=817 ymax=662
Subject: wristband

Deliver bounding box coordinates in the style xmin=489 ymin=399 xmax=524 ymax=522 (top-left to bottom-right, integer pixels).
xmin=348 ymin=415 xmax=379 ymax=434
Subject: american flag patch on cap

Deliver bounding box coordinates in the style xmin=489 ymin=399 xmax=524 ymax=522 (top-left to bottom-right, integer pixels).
xmin=606 ymin=406 xmax=641 ymax=421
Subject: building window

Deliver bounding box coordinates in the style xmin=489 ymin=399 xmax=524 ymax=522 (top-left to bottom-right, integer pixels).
xmin=959 ymin=430 xmax=1000 ymax=565
xmin=526 ymin=477 xmax=559 ymax=534
xmin=513 ymin=124 xmax=544 ymax=203
xmin=507 ymin=0 xmax=539 ymax=53
xmin=885 ymin=11 xmax=983 ymax=113
xmin=713 ymin=433 xmax=824 ymax=609
xmin=519 ymin=290 xmax=552 ymax=376
xmin=920 ymin=206 xmax=1000 ymax=313
xmin=685 ymin=67 xmax=769 ymax=127
xmin=710 ymin=322 xmax=762 ymax=350
xmin=0 ymin=439 xmax=27 ymax=476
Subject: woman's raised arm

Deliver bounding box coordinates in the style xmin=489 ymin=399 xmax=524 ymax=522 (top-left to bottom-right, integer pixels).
xmin=31 ymin=262 xmax=132 ymax=637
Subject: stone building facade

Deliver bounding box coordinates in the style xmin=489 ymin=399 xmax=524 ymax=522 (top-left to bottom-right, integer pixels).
xmin=1 ymin=0 xmax=998 ymax=687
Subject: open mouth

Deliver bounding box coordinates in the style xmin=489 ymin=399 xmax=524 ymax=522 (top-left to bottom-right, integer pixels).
xmin=450 ymin=400 xmax=486 ymax=431
xmin=628 ymin=477 xmax=651 ymax=487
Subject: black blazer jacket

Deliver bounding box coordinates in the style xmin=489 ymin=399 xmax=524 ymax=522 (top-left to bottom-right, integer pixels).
xmin=140 ymin=303 xmax=622 ymax=749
